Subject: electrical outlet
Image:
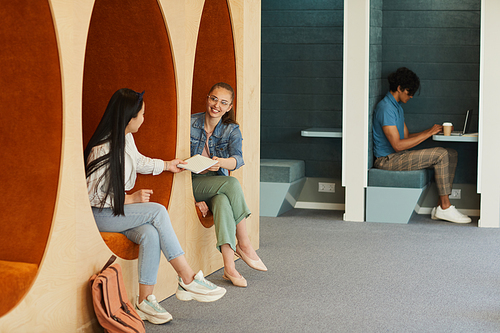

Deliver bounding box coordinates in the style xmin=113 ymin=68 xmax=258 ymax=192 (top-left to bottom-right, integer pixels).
xmin=318 ymin=182 xmax=335 ymax=193
xmin=450 ymin=189 xmax=461 ymax=200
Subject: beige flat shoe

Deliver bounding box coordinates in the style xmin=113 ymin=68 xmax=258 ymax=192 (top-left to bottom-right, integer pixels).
xmin=235 ymin=244 xmax=268 ymax=272
xmin=223 ymin=271 xmax=247 ymax=288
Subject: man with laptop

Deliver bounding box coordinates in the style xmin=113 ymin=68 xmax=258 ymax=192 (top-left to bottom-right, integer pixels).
xmin=372 ymin=67 xmax=471 ymax=223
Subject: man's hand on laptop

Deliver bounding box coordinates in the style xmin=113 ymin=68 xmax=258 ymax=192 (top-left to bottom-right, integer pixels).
xmin=429 ymin=124 xmax=443 ymax=135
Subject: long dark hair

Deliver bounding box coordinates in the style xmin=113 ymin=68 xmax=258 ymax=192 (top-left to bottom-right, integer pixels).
xmin=209 ymin=82 xmax=238 ymax=125
xmin=84 ymin=88 xmax=144 ymax=216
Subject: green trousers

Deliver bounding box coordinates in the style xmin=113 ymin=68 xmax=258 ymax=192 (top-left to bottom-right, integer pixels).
xmin=192 ymin=172 xmax=251 ymax=252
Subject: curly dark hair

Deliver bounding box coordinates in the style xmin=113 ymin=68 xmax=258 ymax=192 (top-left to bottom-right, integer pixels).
xmin=388 ymin=67 xmax=420 ymax=96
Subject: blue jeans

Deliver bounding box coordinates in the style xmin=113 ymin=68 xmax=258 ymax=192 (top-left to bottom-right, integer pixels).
xmin=92 ymin=203 xmax=184 ymax=285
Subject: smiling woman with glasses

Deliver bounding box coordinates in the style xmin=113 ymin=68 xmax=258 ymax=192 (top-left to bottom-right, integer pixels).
xmin=190 ymin=82 xmax=267 ymax=288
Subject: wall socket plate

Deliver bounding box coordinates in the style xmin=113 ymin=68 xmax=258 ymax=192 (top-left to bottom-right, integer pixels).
xmin=450 ymin=189 xmax=461 ymax=200
xmin=318 ymin=182 xmax=335 ymax=193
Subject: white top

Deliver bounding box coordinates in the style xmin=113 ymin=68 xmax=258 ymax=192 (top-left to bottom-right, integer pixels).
xmin=87 ymin=133 xmax=164 ymax=208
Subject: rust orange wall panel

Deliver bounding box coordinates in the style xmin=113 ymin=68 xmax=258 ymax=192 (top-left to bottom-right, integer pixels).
xmin=191 ymin=0 xmax=237 ymax=228
xmin=192 ymin=0 xmax=237 ymax=115
xmin=0 ymin=0 xmax=62 ymax=318
xmin=0 ymin=0 xmax=62 ymax=265
xmin=82 ymin=0 xmax=177 ymax=208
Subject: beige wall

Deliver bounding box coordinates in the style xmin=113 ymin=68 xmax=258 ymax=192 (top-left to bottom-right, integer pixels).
xmin=0 ymin=1 xmax=261 ymax=332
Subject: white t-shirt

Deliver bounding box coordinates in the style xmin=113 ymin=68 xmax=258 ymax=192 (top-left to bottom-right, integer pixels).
xmin=87 ymin=133 xmax=164 ymax=208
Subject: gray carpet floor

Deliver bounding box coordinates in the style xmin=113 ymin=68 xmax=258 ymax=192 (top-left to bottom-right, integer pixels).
xmin=147 ymin=209 xmax=500 ymax=333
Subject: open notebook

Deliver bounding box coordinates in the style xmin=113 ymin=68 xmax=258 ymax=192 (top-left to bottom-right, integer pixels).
xmin=177 ymin=154 xmax=217 ymax=174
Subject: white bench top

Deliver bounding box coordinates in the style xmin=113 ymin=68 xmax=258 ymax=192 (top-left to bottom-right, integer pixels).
xmin=432 ymin=134 xmax=478 ymax=142
xmin=301 ymin=128 xmax=342 ymax=138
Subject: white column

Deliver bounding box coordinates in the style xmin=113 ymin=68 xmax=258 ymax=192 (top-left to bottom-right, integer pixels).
xmin=478 ymin=0 xmax=500 ymax=228
xmin=342 ymin=0 xmax=370 ymax=222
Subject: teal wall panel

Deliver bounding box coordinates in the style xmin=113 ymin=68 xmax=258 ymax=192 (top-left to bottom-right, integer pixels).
xmin=262 ymin=27 xmax=343 ymax=44
xmin=377 ymin=0 xmax=480 ymax=184
xmin=369 ymin=0 xmax=384 ymax=169
xmin=261 ymin=0 xmax=344 ymax=178
xmin=382 ymin=0 xmax=480 ymax=11
xmin=262 ymin=1 xmax=343 ymax=10
xmin=261 ymin=0 xmax=480 ymax=184
xmin=262 ymin=44 xmax=342 ymax=61
xmin=261 ymin=94 xmax=342 ymax=111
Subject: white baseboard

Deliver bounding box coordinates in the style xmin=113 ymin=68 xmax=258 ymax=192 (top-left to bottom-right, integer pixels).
xmin=415 ymin=204 xmax=480 ymax=217
xmin=294 ymin=201 xmax=345 ymax=210
xmin=294 ymin=202 xmax=480 ymax=216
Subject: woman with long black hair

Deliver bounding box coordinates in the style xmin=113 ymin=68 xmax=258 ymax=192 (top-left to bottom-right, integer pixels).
xmin=85 ymin=88 xmax=225 ymax=325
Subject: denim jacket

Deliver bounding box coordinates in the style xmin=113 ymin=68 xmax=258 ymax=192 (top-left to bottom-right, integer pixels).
xmin=190 ymin=112 xmax=244 ymax=176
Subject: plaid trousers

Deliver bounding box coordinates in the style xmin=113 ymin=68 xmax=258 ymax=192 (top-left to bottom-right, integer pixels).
xmin=374 ymin=147 xmax=458 ymax=196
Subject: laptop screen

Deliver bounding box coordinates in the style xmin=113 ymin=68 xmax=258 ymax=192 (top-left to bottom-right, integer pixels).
xmin=462 ymin=109 xmax=471 ymax=134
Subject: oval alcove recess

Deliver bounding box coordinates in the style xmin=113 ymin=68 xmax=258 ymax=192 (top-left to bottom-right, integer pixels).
xmin=191 ymin=0 xmax=237 ymax=228
xmin=0 ymin=0 xmax=62 ymax=317
xmin=82 ymin=0 xmax=177 ymax=259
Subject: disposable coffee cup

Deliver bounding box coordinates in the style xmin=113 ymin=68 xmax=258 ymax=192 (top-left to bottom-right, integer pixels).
xmin=443 ymin=122 xmax=453 ymax=136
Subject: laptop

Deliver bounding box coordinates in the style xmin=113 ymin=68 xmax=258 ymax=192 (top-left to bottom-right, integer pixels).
xmin=450 ymin=109 xmax=471 ymax=136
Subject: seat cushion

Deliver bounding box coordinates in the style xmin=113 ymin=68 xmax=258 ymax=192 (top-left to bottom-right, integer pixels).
xmin=0 ymin=260 xmax=38 ymax=317
xmin=100 ymin=232 xmax=139 ymax=260
xmin=260 ymin=159 xmax=305 ymax=183
xmin=196 ymin=208 xmax=214 ymax=228
xmin=368 ymin=168 xmax=432 ymax=188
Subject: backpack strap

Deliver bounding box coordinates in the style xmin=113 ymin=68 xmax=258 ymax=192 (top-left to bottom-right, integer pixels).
xmin=100 ymin=255 xmax=117 ymax=274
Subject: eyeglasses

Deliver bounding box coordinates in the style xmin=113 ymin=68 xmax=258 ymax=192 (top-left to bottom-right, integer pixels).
xmin=207 ymin=95 xmax=231 ymax=107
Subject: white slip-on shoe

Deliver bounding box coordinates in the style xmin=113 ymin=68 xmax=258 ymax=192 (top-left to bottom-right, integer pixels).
xmin=176 ymin=270 xmax=226 ymax=302
xmin=435 ymin=205 xmax=472 ymax=223
xmin=430 ymin=207 xmax=438 ymax=220
xmin=136 ymin=294 xmax=172 ymax=324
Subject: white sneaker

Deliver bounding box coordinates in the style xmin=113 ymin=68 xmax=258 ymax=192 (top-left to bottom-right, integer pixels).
xmin=430 ymin=207 xmax=438 ymax=220
xmin=176 ymin=270 xmax=226 ymax=302
xmin=434 ymin=205 xmax=471 ymax=224
xmin=136 ymin=294 xmax=172 ymax=324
